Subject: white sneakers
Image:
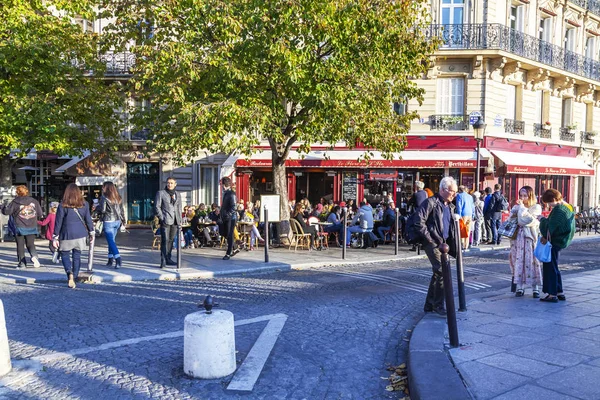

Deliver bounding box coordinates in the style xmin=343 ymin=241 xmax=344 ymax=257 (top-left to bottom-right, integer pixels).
xmin=31 ymin=257 xmax=40 ymax=268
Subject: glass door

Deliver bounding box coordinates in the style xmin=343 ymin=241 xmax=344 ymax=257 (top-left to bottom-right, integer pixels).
xmin=126 ymin=162 xmax=159 ymax=223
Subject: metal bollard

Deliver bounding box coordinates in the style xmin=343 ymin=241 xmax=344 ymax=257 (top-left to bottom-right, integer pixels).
xmin=394 ymin=208 xmax=399 ymax=256
xmin=440 ymin=243 xmax=459 ymax=348
xmin=264 ymin=206 xmax=269 ymax=263
xmin=342 ymin=207 xmax=347 ymax=260
xmin=177 ymin=225 xmax=182 ymax=270
xmin=453 ymin=216 xmax=467 ymax=311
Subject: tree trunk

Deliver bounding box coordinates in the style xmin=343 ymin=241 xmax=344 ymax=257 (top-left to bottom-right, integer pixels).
xmin=0 ymin=154 xmax=13 ymax=194
xmin=272 ymin=160 xmax=289 ymax=221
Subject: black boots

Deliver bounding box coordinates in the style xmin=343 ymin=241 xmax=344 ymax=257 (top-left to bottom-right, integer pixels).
xmin=106 ymin=258 xmax=114 ymax=267
xmin=115 ymin=257 xmax=122 ymax=269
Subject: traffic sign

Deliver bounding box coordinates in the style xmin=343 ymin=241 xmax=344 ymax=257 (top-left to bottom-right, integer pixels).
xmin=469 ymin=111 xmax=482 ymax=125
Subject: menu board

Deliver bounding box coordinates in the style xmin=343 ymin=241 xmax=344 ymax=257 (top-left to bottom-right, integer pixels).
xmin=342 ymin=171 xmax=358 ymax=203
xmin=260 ymin=194 xmax=281 ymax=222
xmin=461 ymin=172 xmax=475 ymax=191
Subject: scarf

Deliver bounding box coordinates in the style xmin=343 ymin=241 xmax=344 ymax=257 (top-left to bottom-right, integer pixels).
xmin=165 ymin=187 xmax=177 ymax=205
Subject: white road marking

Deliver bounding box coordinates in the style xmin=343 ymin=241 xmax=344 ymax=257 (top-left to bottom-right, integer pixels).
xmin=226 ymin=314 xmax=287 ymax=391
xmin=462 ymin=267 xmax=513 ymax=281
xmin=334 ymin=271 xmax=428 ymax=294
xmin=392 ymin=268 xmax=491 ymax=290
xmin=29 ymin=313 xmax=287 ymax=393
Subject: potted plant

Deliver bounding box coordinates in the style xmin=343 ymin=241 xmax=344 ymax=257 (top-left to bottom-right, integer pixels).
xmin=567 ymin=122 xmax=578 ymax=133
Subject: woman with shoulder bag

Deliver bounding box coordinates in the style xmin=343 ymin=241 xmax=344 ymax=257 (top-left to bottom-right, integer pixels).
xmin=538 ymin=189 xmax=575 ymax=303
xmin=508 ymin=186 xmax=542 ymax=298
xmin=53 ymin=184 xmax=94 ymax=289
xmin=98 ymin=182 xmax=126 ymax=268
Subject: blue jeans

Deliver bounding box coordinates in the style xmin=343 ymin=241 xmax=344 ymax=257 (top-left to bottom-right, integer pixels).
xmin=377 ymin=226 xmax=392 ymax=241
xmin=184 ymin=229 xmax=194 ymax=247
xmin=491 ymin=213 xmax=502 ymax=244
xmin=61 ymin=249 xmax=81 ymax=278
xmin=542 ymin=245 xmax=563 ymax=296
xmin=346 ymin=225 xmax=366 ymax=245
xmin=103 ymin=221 xmax=121 ymax=258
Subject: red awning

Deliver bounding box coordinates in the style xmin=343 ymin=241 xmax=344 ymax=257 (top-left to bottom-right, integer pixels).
xmin=492 ymin=150 xmax=594 ymax=176
xmin=235 ymin=150 xmax=489 ymax=169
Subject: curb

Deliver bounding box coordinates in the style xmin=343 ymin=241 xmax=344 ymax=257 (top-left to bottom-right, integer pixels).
xmin=408 ymin=314 xmax=471 ymax=400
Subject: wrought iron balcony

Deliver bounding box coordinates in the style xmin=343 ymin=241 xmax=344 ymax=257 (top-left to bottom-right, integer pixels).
xmin=534 ymin=123 xmax=553 ymax=139
xmin=590 ymin=0 xmax=600 ymax=16
xmin=581 ymin=131 xmax=596 ymax=145
xmin=558 ymin=127 xmax=575 ymax=142
xmin=504 ymin=119 xmax=524 ymax=135
xmin=100 ymin=51 xmax=136 ymax=75
xmin=428 ymin=114 xmax=469 ymax=131
xmin=425 ymin=24 xmax=600 ymax=83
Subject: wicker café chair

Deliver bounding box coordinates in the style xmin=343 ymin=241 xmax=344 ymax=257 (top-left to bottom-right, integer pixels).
xmin=289 ymin=218 xmax=311 ymax=251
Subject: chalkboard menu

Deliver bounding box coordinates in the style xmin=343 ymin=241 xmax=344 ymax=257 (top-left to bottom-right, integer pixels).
xmin=342 ymin=171 xmax=358 ymax=203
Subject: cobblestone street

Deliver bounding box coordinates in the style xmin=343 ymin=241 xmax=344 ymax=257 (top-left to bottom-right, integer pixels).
xmin=0 ymin=238 xmax=598 ymax=399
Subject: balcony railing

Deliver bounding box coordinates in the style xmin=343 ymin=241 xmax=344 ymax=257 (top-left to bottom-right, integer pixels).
xmin=558 ymin=127 xmax=576 ymax=142
xmin=100 ymin=51 xmax=136 ymax=75
xmin=428 ymin=114 xmax=469 ymax=131
xmin=581 ymin=131 xmax=596 ymax=145
xmin=504 ymin=118 xmax=525 ymax=135
xmin=534 ymin=123 xmax=553 ymax=139
xmin=425 ymin=24 xmax=600 ymax=82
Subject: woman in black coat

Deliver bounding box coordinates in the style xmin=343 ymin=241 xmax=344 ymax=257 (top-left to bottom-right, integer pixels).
xmin=293 ymin=203 xmax=318 ymax=250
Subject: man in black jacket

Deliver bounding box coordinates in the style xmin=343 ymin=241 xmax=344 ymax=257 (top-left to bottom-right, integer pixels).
xmin=221 ymin=177 xmax=239 ymax=260
xmin=485 ymin=183 xmax=505 ymax=245
xmin=413 ymin=176 xmax=458 ymax=316
xmin=154 ymin=177 xmax=182 ymax=268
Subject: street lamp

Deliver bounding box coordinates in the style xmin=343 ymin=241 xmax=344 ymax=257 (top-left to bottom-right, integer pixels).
xmin=472 ymin=117 xmax=487 ymax=191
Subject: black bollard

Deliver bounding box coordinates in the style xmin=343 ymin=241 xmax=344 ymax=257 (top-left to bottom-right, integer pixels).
xmin=394 ymin=208 xmax=399 ymax=256
xmin=453 ymin=216 xmax=467 ymax=311
xmin=440 ymin=243 xmax=459 ymax=348
xmin=264 ymin=206 xmax=269 ymax=263
xmin=177 ymin=225 xmax=182 ymax=270
xmin=342 ymin=207 xmax=347 ymax=260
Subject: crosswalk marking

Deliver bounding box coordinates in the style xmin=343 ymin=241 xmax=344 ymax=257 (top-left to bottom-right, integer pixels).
xmin=334 ymin=271 xmax=428 ymax=294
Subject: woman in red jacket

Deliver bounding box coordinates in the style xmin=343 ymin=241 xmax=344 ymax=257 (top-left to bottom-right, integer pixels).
xmin=38 ymin=202 xmax=59 ymax=263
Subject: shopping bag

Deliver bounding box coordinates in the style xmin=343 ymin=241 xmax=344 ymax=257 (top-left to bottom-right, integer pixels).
xmin=499 ymin=218 xmax=518 ymax=239
xmin=459 ymin=219 xmax=468 ymax=239
xmin=534 ymin=236 xmax=552 ymax=262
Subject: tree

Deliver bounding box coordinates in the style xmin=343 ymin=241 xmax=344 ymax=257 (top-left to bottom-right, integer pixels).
xmin=102 ymin=0 xmax=439 ymax=220
xmin=0 ymin=0 xmax=124 ymax=191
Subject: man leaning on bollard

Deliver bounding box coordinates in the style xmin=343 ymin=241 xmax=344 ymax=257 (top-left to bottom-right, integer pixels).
xmin=154 ymin=177 xmax=182 ymax=269
xmin=413 ymin=176 xmax=458 ymax=316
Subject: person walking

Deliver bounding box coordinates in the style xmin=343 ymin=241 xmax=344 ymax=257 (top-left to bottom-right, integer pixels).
xmin=1 ymin=185 xmax=43 ymax=268
xmin=98 ymin=181 xmax=126 ymax=269
xmin=486 ymin=184 xmax=506 ymax=245
xmin=508 ymin=186 xmax=542 ymax=298
xmin=538 ymin=189 xmax=575 ymax=302
xmin=53 ymin=184 xmax=94 ymax=289
xmin=38 ymin=202 xmax=59 ymax=263
xmin=221 ymin=177 xmax=240 ymax=260
xmin=455 ymin=185 xmax=474 ymax=250
xmin=471 ymin=192 xmax=484 ymax=247
xmin=413 ymin=177 xmax=458 ymax=316
xmin=154 ymin=177 xmax=182 ymax=268
xmin=482 ymin=187 xmax=493 ymax=244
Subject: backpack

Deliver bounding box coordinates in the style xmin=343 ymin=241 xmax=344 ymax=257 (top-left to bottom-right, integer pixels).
xmin=495 ymin=195 xmax=509 ymax=212
xmin=403 ymin=211 xmax=422 ymax=245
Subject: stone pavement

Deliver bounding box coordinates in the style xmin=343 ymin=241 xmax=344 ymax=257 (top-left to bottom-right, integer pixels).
xmin=409 ymin=256 xmax=600 ymax=400
xmin=0 ymin=229 xmax=513 ymax=284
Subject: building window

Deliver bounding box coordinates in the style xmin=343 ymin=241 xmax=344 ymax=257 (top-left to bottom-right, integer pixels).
xmin=506 ymin=84 xmax=516 ymax=120
xmin=539 ymin=18 xmax=552 ymax=42
xmin=510 ymin=4 xmax=525 ymax=32
xmin=199 ymin=165 xmax=219 ymax=206
xmin=436 ymin=77 xmax=464 ymax=115
xmin=441 ymin=0 xmax=464 ymax=25
xmin=393 ymin=102 xmax=407 ymax=115
xmin=586 ymin=36 xmax=596 ymax=60
xmin=565 ymin=28 xmax=576 ymax=52
xmin=562 ymin=98 xmax=573 ymax=127
xmin=534 ymin=90 xmax=543 ymax=124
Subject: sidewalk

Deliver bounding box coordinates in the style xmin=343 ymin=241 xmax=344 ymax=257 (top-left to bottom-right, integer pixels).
xmin=409 ymin=235 xmax=600 ymax=400
xmin=0 ymin=230 xmax=504 ymax=284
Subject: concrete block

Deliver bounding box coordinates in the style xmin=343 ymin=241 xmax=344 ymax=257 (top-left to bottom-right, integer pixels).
xmin=184 ymin=310 xmax=236 ymax=379
xmin=0 ymin=300 xmax=11 ymax=377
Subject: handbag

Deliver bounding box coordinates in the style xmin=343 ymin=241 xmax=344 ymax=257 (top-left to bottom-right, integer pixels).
xmin=73 ymin=208 xmax=91 ymax=246
xmin=534 ymin=231 xmax=552 ymax=262
xmin=498 ymin=218 xmax=518 ymax=239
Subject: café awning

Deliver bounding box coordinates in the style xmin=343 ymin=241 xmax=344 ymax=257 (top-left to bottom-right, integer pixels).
xmin=491 ymin=150 xmax=594 ymax=176
xmin=235 ymin=149 xmax=490 ymax=169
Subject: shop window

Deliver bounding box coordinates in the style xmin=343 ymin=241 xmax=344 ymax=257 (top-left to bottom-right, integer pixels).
xmin=199 ymin=165 xmax=219 ymax=206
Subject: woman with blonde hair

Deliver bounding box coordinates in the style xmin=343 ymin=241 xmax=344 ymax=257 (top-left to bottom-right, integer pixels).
xmin=98 ymin=181 xmax=126 ymax=268
xmin=244 ymin=201 xmax=265 ymax=250
xmin=1 ymin=185 xmax=43 ymax=268
xmin=53 ymin=183 xmax=94 ymax=288
xmin=508 ymin=186 xmax=542 ymax=298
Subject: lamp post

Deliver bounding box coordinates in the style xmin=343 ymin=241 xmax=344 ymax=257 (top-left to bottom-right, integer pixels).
xmin=472 ymin=117 xmax=487 ymax=191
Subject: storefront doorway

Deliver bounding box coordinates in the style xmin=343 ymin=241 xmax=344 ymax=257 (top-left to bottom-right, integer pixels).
xmin=126 ymin=162 xmax=159 ymax=223
xmin=295 ymin=171 xmax=333 ymax=204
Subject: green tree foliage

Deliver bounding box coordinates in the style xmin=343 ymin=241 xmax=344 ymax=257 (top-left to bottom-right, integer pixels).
xmin=0 ymin=0 xmax=124 ymax=187
xmin=103 ymin=0 xmax=438 ymax=217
